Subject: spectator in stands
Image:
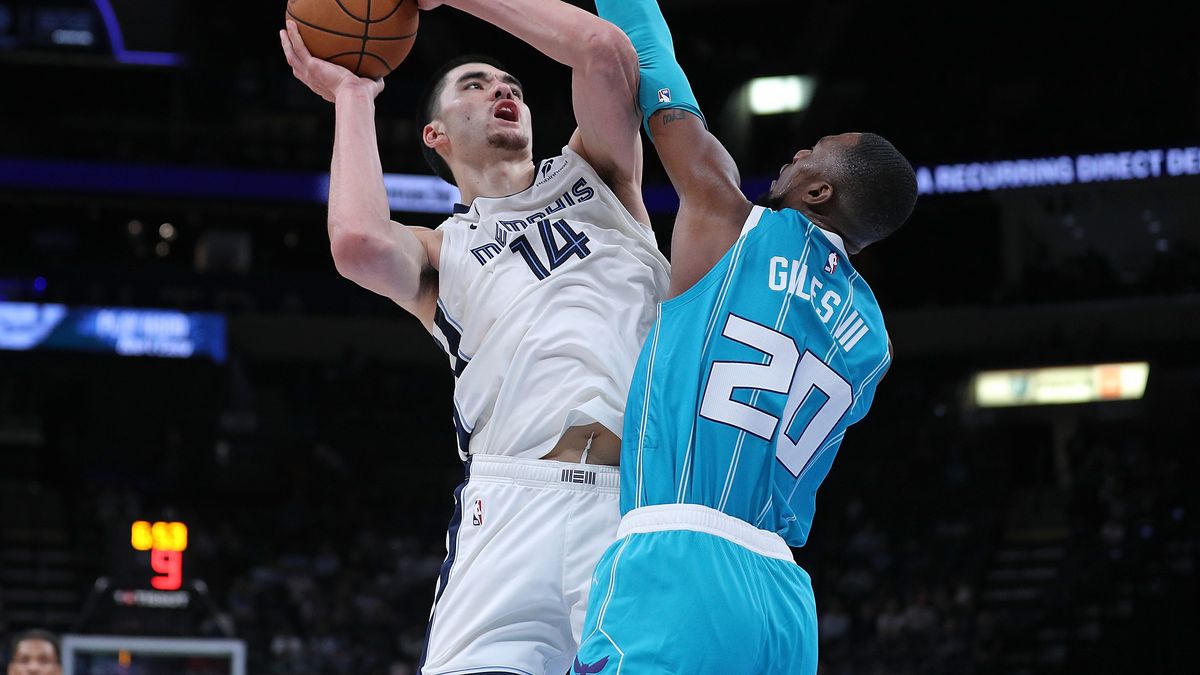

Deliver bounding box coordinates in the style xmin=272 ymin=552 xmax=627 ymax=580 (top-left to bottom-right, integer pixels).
xmin=6 ymin=629 xmax=61 ymax=675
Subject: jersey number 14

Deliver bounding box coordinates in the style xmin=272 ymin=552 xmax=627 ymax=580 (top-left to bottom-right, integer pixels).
xmin=700 ymin=314 xmax=853 ymax=477
xmin=510 ymin=219 xmax=591 ymax=280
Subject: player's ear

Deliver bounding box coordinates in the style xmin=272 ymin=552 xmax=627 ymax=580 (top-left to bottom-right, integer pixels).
xmin=801 ymin=180 xmax=833 ymax=206
xmin=423 ymin=121 xmax=447 ymax=151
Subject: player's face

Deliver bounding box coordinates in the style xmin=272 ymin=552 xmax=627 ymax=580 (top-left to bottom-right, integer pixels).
xmin=436 ymin=63 xmax=532 ymax=158
xmin=767 ymin=133 xmax=859 ymax=203
xmin=8 ymin=639 xmax=61 ymax=675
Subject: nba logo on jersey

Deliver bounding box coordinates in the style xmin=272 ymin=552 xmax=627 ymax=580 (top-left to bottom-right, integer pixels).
xmin=825 ymin=251 xmax=839 ymax=274
xmin=657 ymin=88 xmax=672 ymax=103
xmin=472 ymin=499 xmax=484 ymax=527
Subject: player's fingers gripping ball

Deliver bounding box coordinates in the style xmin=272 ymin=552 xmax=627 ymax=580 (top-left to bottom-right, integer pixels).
xmin=284 ymin=0 xmax=419 ymax=78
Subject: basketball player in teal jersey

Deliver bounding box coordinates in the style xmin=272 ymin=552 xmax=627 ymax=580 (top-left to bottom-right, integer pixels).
xmin=575 ymin=2 xmax=917 ymax=672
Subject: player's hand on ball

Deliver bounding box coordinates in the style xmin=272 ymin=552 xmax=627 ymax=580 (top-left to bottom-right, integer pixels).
xmin=416 ymin=0 xmax=444 ymax=10
xmin=280 ymin=20 xmax=384 ymax=103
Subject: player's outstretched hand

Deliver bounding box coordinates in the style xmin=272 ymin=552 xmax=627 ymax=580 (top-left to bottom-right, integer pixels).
xmin=280 ymin=20 xmax=384 ymax=103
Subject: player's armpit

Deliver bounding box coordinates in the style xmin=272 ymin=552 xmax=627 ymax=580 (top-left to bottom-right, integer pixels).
xmin=667 ymin=198 xmax=752 ymax=299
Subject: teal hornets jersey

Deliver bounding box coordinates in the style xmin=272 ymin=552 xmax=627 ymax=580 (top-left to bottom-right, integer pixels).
xmin=622 ymin=206 xmax=892 ymax=547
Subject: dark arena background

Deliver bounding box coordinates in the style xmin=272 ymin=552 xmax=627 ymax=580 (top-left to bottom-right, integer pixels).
xmin=2 ymin=1 xmax=1198 ymax=673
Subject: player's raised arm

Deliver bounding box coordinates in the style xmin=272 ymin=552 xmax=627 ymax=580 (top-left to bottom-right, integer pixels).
xmin=595 ymin=0 xmax=753 ymax=297
xmin=423 ymin=0 xmax=649 ymax=226
xmin=280 ymin=21 xmax=440 ymax=329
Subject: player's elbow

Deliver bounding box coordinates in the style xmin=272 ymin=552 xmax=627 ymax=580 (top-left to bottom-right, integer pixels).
xmin=329 ymin=224 xmax=426 ymax=303
xmin=329 ymin=227 xmax=391 ymax=284
xmin=578 ymin=23 xmax=638 ymax=85
xmin=583 ymin=21 xmax=635 ymax=61
xmin=679 ymin=168 xmax=743 ymax=209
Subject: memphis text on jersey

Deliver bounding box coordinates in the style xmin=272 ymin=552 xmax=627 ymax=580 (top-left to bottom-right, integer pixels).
xmin=470 ymin=178 xmax=597 ymax=266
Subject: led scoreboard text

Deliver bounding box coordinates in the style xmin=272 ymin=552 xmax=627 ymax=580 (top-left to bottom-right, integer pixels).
xmin=112 ymin=520 xmax=192 ymax=609
xmin=131 ymin=520 xmax=187 ymax=591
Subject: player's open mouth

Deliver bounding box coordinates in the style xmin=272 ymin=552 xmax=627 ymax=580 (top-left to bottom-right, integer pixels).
xmin=494 ymin=101 xmax=519 ymax=123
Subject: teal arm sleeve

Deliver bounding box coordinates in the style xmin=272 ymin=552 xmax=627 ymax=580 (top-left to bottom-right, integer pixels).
xmin=595 ymin=0 xmax=705 ymax=141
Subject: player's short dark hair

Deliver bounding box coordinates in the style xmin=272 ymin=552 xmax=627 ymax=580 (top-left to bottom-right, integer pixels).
xmin=836 ymin=133 xmax=917 ymax=245
xmin=8 ymin=628 xmax=61 ymax=665
xmin=416 ymin=54 xmax=512 ymax=187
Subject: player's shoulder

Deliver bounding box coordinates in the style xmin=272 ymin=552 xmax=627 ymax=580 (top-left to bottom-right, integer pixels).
xmin=531 ymin=145 xmax=595 ymax=190
xmin=746 ymin=208 xmax=850 ymax=262
xmin=434 ymin=205 xmax=473 ymax=232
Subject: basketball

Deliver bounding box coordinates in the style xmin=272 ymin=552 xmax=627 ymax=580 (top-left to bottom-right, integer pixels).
xmin=284 ymin=0 xmax=418 ymax=78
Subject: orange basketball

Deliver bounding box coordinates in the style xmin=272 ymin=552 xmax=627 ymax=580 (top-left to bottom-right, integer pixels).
xmin=285 ymin=0 xmax=418 ymax=78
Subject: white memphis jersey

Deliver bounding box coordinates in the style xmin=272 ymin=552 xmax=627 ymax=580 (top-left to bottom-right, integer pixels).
xmin=431 ymin=146 xmax=670 ymax=460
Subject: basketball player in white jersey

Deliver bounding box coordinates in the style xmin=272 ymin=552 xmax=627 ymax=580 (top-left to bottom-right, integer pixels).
xmin=279 ymin=1 xmax=669 ymax=672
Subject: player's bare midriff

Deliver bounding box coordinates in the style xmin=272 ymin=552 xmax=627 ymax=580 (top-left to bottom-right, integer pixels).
xmin=541 ymin=422 xmax=620 ymax=466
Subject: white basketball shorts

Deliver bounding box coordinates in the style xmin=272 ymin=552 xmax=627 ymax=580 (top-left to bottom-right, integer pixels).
xmin=418 ymin=454 xmax=621 ymax=675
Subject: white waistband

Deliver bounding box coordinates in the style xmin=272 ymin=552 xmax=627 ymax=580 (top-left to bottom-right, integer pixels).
xmin=468 ymin=454 xmax=620 ymax=491
xmin=618 ymin=504 xmax=794 ymax=561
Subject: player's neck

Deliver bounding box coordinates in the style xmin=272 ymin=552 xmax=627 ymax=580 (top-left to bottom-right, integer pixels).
xmin=793 ymin=204 xmax=861 ymax=255
xmin=453 ymin=154 xmax=537 ymax=206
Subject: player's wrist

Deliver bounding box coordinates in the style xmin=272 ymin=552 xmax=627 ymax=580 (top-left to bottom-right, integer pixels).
xmin=334 ymin=79 xmax=379 ymax=103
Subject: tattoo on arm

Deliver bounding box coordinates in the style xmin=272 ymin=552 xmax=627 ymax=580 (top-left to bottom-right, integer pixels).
xmin=660 ymin=110 xmax=689 ymax=126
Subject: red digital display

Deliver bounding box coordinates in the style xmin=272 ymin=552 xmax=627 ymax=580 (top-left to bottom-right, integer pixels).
xmin=150 ymin=549 xmax=183 ymax=591
xmin=131 ymin=521 xmax=188 ymax=591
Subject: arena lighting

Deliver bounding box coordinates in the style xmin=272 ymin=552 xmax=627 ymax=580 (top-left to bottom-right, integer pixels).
xmin=50 ymin=29 xmax=95 ymax=46
xmin=972 ymin=362 xmax=1149 ymax=408
xmin=747 ymin=75 xmax=814 ymax=115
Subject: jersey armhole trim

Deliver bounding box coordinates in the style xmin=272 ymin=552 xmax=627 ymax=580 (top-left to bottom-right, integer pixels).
xmin=740 ymin=205 xmax=767 ymax=237
xmin=430 ymin=222 xmax=458 ymax=338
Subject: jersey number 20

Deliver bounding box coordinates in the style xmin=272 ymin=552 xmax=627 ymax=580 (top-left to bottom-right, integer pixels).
xmin=700 ymin=314 xmax=852 ymax=477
